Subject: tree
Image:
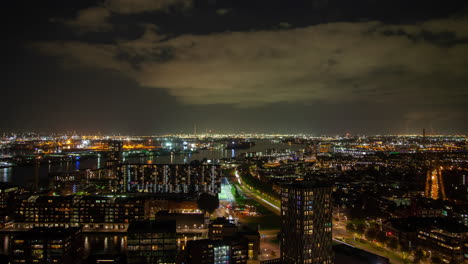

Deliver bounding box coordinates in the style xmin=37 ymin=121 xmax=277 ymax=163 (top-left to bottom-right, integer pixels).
xmin=197 ymin=193 xmax=219 ymax=214
xmin=386 ymin=238 xmax=398 ymax=250
xmin=400 ymin=242 xmax=411 ymax=254
xmin=355 ymin=222 xmax=366 ymax=235
xmin=431 ymin=256 xmax=443 ymax=264
xmin=376 ymin=232 xmax=388 ymax=244
xmin=346 ymin=223 xmax=355 ymax=233
xmin=414 ymin=249 xmax=424 ymax=263
xmin=365 ymin=228 xmax=378 ymax=240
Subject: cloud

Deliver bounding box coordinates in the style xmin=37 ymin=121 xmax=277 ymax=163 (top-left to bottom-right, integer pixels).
xmin=378 ymin=16 xmax=468 ymax=42
xmin=104 ymin=0 xmax=192 ymax=14
xmin=36 ymin=19 xmax=468 ymax=109
xmin=65 ymin=0 xmax=192 ymax=32
xmin=66 ymin=7 xmax=113 ymax=32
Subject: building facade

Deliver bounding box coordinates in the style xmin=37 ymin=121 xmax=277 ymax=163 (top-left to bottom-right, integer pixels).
xmin=184 ymin=237 xmax=248 ymax=264
xmin=116 ymin=164 xmax=221 ymax=195
xmin=10 ymin=227 xmax=82 ymax=264
xmin=281 ymin=181 xmax=333 ymax=264
xmin=127 ymin=220 xmax=177 ymax=264
xmin=13 ymin=195 xmax=146 ymax=231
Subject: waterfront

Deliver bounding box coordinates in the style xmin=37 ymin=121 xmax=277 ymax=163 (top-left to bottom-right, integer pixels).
xmin=0 ymin=140 xmax=304 ymax=188
xmin=0 ymin=233 xmax=127 ymax=257
xmin=0 ymin=140 xmax=303 ymax=258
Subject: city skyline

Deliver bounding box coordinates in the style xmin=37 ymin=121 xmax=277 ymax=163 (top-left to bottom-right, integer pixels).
xmin=3 ymin=0 xmax=468 ymax=134
xmin=2 ymin=2 xmax=468 ymax=263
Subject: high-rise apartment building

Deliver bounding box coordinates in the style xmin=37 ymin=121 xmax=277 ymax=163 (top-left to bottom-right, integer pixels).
xmin=117 ymin=164 xmax=221 ymax=195
xmin=106 ymin=140 xmax=123 ymax=172
xmin=281 ymin=181 xmax=333 ymax=264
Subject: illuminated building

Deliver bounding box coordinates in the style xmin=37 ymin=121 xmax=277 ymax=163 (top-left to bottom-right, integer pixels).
xmin=207 ymin=218 xmax=260 ymax=261
xmin=106 ymin=140 xmax=123 ymax=171
xmin=155 ymin=210 xmax=205 ymax=230
xmin=385 ymin=217 xmax=468 ymax=263
xmin=13 ymin=195 xmax=145 ymax=231
xmin=72 ymin=195 xmax=145 ymax=231
xmin=236 ymin=225 xmax=261 ymax=261
xmin=418 ymin=227 xmax=467 ymax=263
xmin=14 ymin=195 xmax=75 ymax=226
xmin=425 ymin=166 xmax=447 ymax=200
xmin=117 ymin=164 xmax=221 ymax=195
xmin=127 ymin=220 xmax=177 ymax=264
xmin=0 ymin=183 xmax=18 ymax=227
xmin=52 ymin=168 xmax=117 ymax=195
xmin=208 ymin=217 xmax=237 ymax=240
xmin=184 ymin=237 xmax=249 ymax=264
xmin=0 ymin=183 xmax=18 ymax=210
xmin=10 ymin=227 xmax=82 ymax=264
xmin=281 ymin=181 xmax=333 ymax=264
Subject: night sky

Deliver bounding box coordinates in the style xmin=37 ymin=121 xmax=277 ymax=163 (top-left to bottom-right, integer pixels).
xmin=3 ymin=0 xmax=468 ymax=135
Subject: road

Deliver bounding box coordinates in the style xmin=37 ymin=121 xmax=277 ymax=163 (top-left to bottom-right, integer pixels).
xmin=236 ymin=183 xmax=280 ymax=215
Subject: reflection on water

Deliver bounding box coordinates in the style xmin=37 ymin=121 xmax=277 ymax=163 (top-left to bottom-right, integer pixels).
xmin=1 ymin=140 xmax=304 ymax=188
xmin=0 ymin=167 xmax=11 ymax=182
xmin=2 ymin=235 xmax=9 ymax=255
xmin=83 ymin=234 xmax=126 ymax=257
xmin=127 ymin=139 xmax=304 ymax=165
xmin=0 ymin=159 xmax=99 ymax=188
xmin=0 ymin=234 xmax=126 ymax=257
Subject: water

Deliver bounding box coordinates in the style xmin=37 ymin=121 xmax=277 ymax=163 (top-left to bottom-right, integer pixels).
xmin=1 ymin=140 xmax=304 ymax=188
xmin=0 ymin=233 xmax=126 ymax=258
xmin=127 ymin=139 xmax=303 ymax=164
xmin=0 ymin=158 xmax=101 ymax=189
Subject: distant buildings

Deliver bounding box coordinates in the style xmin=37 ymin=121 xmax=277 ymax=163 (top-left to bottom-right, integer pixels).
xmin=281 ymin=181 xmax=333 ymax=264
xmin=106 ymin=140 xmax=124 ymax=170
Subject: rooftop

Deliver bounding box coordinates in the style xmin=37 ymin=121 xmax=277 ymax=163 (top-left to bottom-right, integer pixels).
xmin=127 ymin=220 xmax=176 ymax=233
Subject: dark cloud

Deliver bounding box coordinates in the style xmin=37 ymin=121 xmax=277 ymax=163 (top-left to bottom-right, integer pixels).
xmin=64 ymin=0 xmax=192 ymax=32
xmin=36 ymin=20 xmax=468 ymax=108
xmin=2 ymin=0 xmax=468 ymax=134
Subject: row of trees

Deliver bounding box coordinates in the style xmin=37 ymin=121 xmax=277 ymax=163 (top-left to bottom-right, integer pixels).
xmin=231 ymin=184 xmax=246 ymax=205
xmin=346 ymin=221 xmax=450 ymax=264
xmin=238 ymin=165 xmax=280 ymax=200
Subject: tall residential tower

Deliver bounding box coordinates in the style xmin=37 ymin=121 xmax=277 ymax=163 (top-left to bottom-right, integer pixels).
xmin=281 ymin=181 xmax=333 ymax=264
